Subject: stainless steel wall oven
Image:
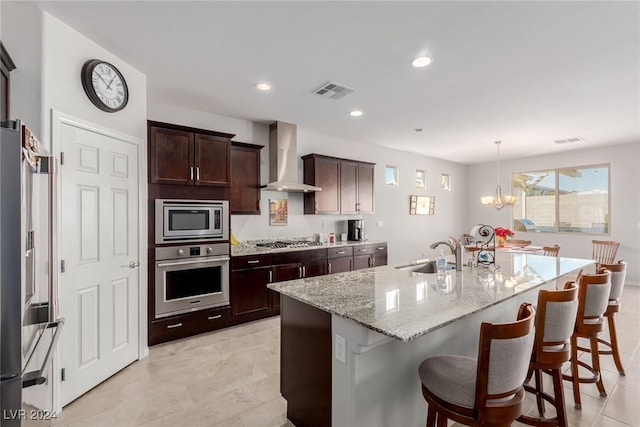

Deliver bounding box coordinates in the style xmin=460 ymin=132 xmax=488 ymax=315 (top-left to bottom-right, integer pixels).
xmin=154 ymin=243 xmax=230 ymax=318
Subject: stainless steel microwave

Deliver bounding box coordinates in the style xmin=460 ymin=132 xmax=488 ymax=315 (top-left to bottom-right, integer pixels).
xmin=155 ymin=199 xmax=229 ymax=244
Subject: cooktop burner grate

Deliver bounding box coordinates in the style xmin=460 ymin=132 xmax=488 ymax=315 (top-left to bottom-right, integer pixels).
xmin=255 ymin=241 xmax=324 ymax=249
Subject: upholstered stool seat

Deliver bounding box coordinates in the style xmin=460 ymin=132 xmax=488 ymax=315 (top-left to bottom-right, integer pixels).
xmin=419 ymin=304 xmax=536 ymax=427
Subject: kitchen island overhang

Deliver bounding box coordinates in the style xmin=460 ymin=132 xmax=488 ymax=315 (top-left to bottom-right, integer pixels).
xmin=269 ymin=254 xmax=593 ymax=427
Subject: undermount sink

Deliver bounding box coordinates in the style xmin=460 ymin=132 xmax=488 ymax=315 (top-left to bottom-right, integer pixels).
xmin=395 ymin=260 xmax=457 ymax=274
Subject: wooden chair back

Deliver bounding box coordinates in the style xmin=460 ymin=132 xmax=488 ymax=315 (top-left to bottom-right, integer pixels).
xmin=475 ymin=303 xmax=536 ymax=425
xmin=532 ymin=283 xmax=578 ymax=366
xmin=570 ymin=269 xmax=612 ymax=336
xmin=592 ymin=240 xmax=619 ymax=265
xmin=542 ymin=245 xmax=561 ymax=257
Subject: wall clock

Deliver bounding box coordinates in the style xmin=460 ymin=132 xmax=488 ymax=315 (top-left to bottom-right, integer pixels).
xmin=81 ymin=59 xmax=129 ymax=113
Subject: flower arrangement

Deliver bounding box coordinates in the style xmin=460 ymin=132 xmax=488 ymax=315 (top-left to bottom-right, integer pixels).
xmin=494 ymin=227 xmax=515 ymax=238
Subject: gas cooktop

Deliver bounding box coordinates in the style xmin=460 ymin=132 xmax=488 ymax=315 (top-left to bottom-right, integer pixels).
xmin=255 ymin=240 xmax=324 ymax=249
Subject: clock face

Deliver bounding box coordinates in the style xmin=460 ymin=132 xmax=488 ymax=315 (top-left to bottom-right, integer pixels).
xmin=81 ymin=60 xmax=129 ymax=112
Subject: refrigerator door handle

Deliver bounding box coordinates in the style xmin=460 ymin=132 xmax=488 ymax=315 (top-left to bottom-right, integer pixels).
xmin=22 ymin=319 xmax=64 ymax=388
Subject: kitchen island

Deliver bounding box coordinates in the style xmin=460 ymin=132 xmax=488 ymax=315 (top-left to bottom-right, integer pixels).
xmin=268 ymin=253 xmax=593 ymax=427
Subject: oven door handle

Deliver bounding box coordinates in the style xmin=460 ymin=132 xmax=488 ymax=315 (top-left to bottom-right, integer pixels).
xmin=156 ymin=256 xmax=230 ymax=268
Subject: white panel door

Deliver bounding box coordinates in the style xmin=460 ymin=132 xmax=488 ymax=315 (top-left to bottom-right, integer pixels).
xmin=59 ymin=122 xmax=139 ymax=406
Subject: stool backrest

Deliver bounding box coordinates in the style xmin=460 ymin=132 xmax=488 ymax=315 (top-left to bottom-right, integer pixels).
xmin=533 ymin=283 xmax=578 ymax=364
xmin=592 ymin=240 xmax=619 ymax=265
xmin=599 ymin=260 xmax=627 ymax=301
xmin=475 ymin=303 xmax=535 ymax=423
xmin=573 ymin=269 xmax=611 ymax=334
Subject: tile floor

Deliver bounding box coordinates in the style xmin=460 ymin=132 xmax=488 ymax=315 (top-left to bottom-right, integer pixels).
xmin=53 ymin=286 xmax=640 ymax=427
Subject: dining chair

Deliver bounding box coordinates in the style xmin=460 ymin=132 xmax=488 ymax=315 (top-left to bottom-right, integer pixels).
xmin=562 ymin=268 xmax=612 ymax=409
xmin=542 ymin=245 xmax=560 ymax=257
xmin=419 ymin=304 xmax=536 ymax=426
xmin=518 ymin=283 xmax=578 ymax=427
xmin=592 ymin=240 xmax=619 ymax=266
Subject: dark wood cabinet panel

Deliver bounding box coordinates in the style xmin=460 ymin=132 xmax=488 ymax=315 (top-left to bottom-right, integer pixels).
xmin=149 ymin=126 xmax=194 ymax=185
xmin=231 ymin=267 xmax=271 ymax=317
xmin=303 ymin=155 xmax=340 ymax=214
xmin=328 ymin=257 xmax=352 ymax=274
xmin=195 ymin=133 xmax=230 ymax=186
xmin=230 ymin=142 xmax=263 ymax=214
xmin=272 ymin=262 xmax=302 ymax=282
xmin=357 ymin=163 xmax=375 ymax=214
xmin=353 ymin=254 xmax=372 ymax=270
xmin=148 ymin=120 xmax=234 ymax=187
xmin=353 ymin=243 xmax=387 ymax=270
xmin=304 ymin=259 xmax=327 ymax=278
xmin=340 ymin=160 xmax=358 ymax=215
xmin=303 ymin=153 xmax=375 ymax=215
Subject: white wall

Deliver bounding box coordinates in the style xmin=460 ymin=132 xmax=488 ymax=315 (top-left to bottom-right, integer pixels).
xmin=1 ymin=2 xmax=43 ymax=136
xmin=40 ymin=12 xmax=147 ymax=146
xmin=467 ymin=142 xmax=640 ymax=283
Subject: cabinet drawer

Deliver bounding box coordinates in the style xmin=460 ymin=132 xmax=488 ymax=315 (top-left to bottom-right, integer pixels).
xmin=272 ymin=248 xmax=327 ymax=265
xmin=232 ymin=254 xmax=273 ymax=270
xmin=354 ymin=243 xmax=387 ymax=255
xmin=149 ymin=306 xmax=232 ymax=346
xmin=327 ymin=246 xmax=353 ymax=259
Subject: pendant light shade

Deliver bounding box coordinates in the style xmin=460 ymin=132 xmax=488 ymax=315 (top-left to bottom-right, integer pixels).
xmin=481 ymin=141 xmax=516 ymax=210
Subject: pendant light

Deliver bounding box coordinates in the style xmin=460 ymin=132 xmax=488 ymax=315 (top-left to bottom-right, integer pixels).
xmin=481 ymin=141 xmax=516 ymax=210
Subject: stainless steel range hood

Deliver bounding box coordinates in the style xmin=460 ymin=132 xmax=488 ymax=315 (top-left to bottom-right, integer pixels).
xmin=262 ymin=121 xmax=321 ymax=192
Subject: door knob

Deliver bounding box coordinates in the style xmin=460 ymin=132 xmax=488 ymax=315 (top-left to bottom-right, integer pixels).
xmin=121 ymin=261 xmax=140 ymax=269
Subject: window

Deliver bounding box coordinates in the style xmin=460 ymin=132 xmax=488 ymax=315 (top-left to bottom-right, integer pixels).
xmin=512 ymin=164 xmax=610 ymax=234
xmin=385 ymin=166 xmax=398 ymax=185
xmin=441 ymin=174 xmax=450 ymax=190
xmin=415 ymin=170 xmax=426 ymax=188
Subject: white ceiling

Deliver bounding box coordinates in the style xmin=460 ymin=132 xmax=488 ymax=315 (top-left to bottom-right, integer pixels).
xmin=32 ymin=1 xmax=640 ymax=164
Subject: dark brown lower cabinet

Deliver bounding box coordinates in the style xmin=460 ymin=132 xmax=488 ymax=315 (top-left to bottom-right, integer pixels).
xmin=148 ymin=306 xmax=232 ymax=346
xmin=353 ymin=243 xmax=388 ymax=270
xmin=281 ymin=295 xmax=332 ymax=427
xmin=231 ymin=266 xmax=271 ymax=317
xmin=327 ymin=246 xmax=354 ymax=274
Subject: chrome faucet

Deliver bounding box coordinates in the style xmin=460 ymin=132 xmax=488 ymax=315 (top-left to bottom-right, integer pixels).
xmin=430 ymin=237 xmax=463 ymax=271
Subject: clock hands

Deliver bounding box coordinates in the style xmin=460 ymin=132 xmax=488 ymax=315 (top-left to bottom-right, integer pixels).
xmin=96 ymin=73 xmax=110 ymax=87
xmin=106 ymin=75 xmax=117 ymax=90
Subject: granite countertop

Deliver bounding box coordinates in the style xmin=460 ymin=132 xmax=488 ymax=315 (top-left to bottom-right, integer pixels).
xmin=231 ymin=240 xmax=386 ymax=257
xmin=268 ymin=254 xmax=593 ymax=342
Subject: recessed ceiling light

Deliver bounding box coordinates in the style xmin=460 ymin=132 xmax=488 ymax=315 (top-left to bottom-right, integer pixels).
xmin=411 ymin=56 xmax=432 ymax=68
xmin=414 ymin=128 xmax=423 ymax=132
xmin=256 ymin=83 xmax=272 ymax=91
xmin=350 ymin=110 xmax=363 ymax=117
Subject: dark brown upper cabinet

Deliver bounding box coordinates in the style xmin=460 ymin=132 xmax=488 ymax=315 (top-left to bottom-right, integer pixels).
xmin=302 ymin=153 xmax=375 ymax=215
xmin=230 ymin=141 xmax=263 ymax=214
xmin=148 ymin=121 xmax=234 ymax=187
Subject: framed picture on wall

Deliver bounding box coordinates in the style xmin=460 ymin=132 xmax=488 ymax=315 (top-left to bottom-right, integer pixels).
xmin=269 ymin=199 xmax=288 ymax=226
xmin=410 ymin=195 xmax=435 ymax=215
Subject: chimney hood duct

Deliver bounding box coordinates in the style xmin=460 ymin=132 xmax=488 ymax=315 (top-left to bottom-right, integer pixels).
xmin=262 ymin=121 xmax=321 ymax=192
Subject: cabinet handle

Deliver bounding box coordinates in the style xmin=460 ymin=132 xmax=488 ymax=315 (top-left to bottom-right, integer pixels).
xmin=372 ymin=257 xmax=376 ymax=267
xmin=298 ymin=266 xmax=303 ymax=278
xmin=328 ymin=263 xmax=332 ymax=274
xmin=377 ymin=247 xmax=385 ymax=250
xmin=190 ymin=167 xmax=194 ymax=180
xmin=269 ymin=270 xmax=273 ymax=283
xmin=247 ymin=260 xmax=260 ymax=264
xmin=368 ymin=257 xmax=372 ymax=267
xmin=350 ymin=259 xmax=352 ymax=270
xmin=359 ymin=249 xmax=368 ymax=252
xmin=189 ymin=300 xmax=201 ymax=304
xmin=356 ymin=202 xmax=360 ymax=212
xmin=208 ymin=315 xmax=222 ymax=321
xmin=315 ymin=201 xmax=318 ymax=214
xmin=167 ymin=323 xmax=183 ymax=329
xmin=337 ymin=251 xmax=346 ymax=254
xmin=302 ymin=266 xmax=306 ymax=277
xmin=196 ymin=166 xmax=200 ymax=180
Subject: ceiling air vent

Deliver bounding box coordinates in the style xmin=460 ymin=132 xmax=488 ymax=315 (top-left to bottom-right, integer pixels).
xmin=553 ymin=137 xmax=584 ymax=144
xmin=312 ymin=81 xmax=354 ymax=100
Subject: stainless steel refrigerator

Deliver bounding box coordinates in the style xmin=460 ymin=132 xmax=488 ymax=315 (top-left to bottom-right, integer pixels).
xmin=1 ymin=120 xmax=63 ymax=426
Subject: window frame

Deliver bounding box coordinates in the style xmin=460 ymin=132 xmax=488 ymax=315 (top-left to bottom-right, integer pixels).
xmin=511 ymin=163 xmax=611 ymax=235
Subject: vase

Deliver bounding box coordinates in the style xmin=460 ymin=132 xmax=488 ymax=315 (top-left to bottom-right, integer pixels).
xmin=497 ymin=236 xmax=506 ymax=248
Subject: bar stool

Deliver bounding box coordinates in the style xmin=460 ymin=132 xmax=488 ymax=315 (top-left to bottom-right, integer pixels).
xmin=418 ymin=304 xmax=536 ymax=427
xmin=592 ymin=240 xmax=619 ymax=267
xmin=562 ymin=269 xmax=612 ymax=409
xmin=518 ymin=283 xmax=578 ymax=427
xmin=580 ymin=260 xmax=627 ymax=375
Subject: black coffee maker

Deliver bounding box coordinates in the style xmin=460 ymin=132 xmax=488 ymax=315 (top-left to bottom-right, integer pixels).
xmin=347 ymin=219 xmax=365 ymax=241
